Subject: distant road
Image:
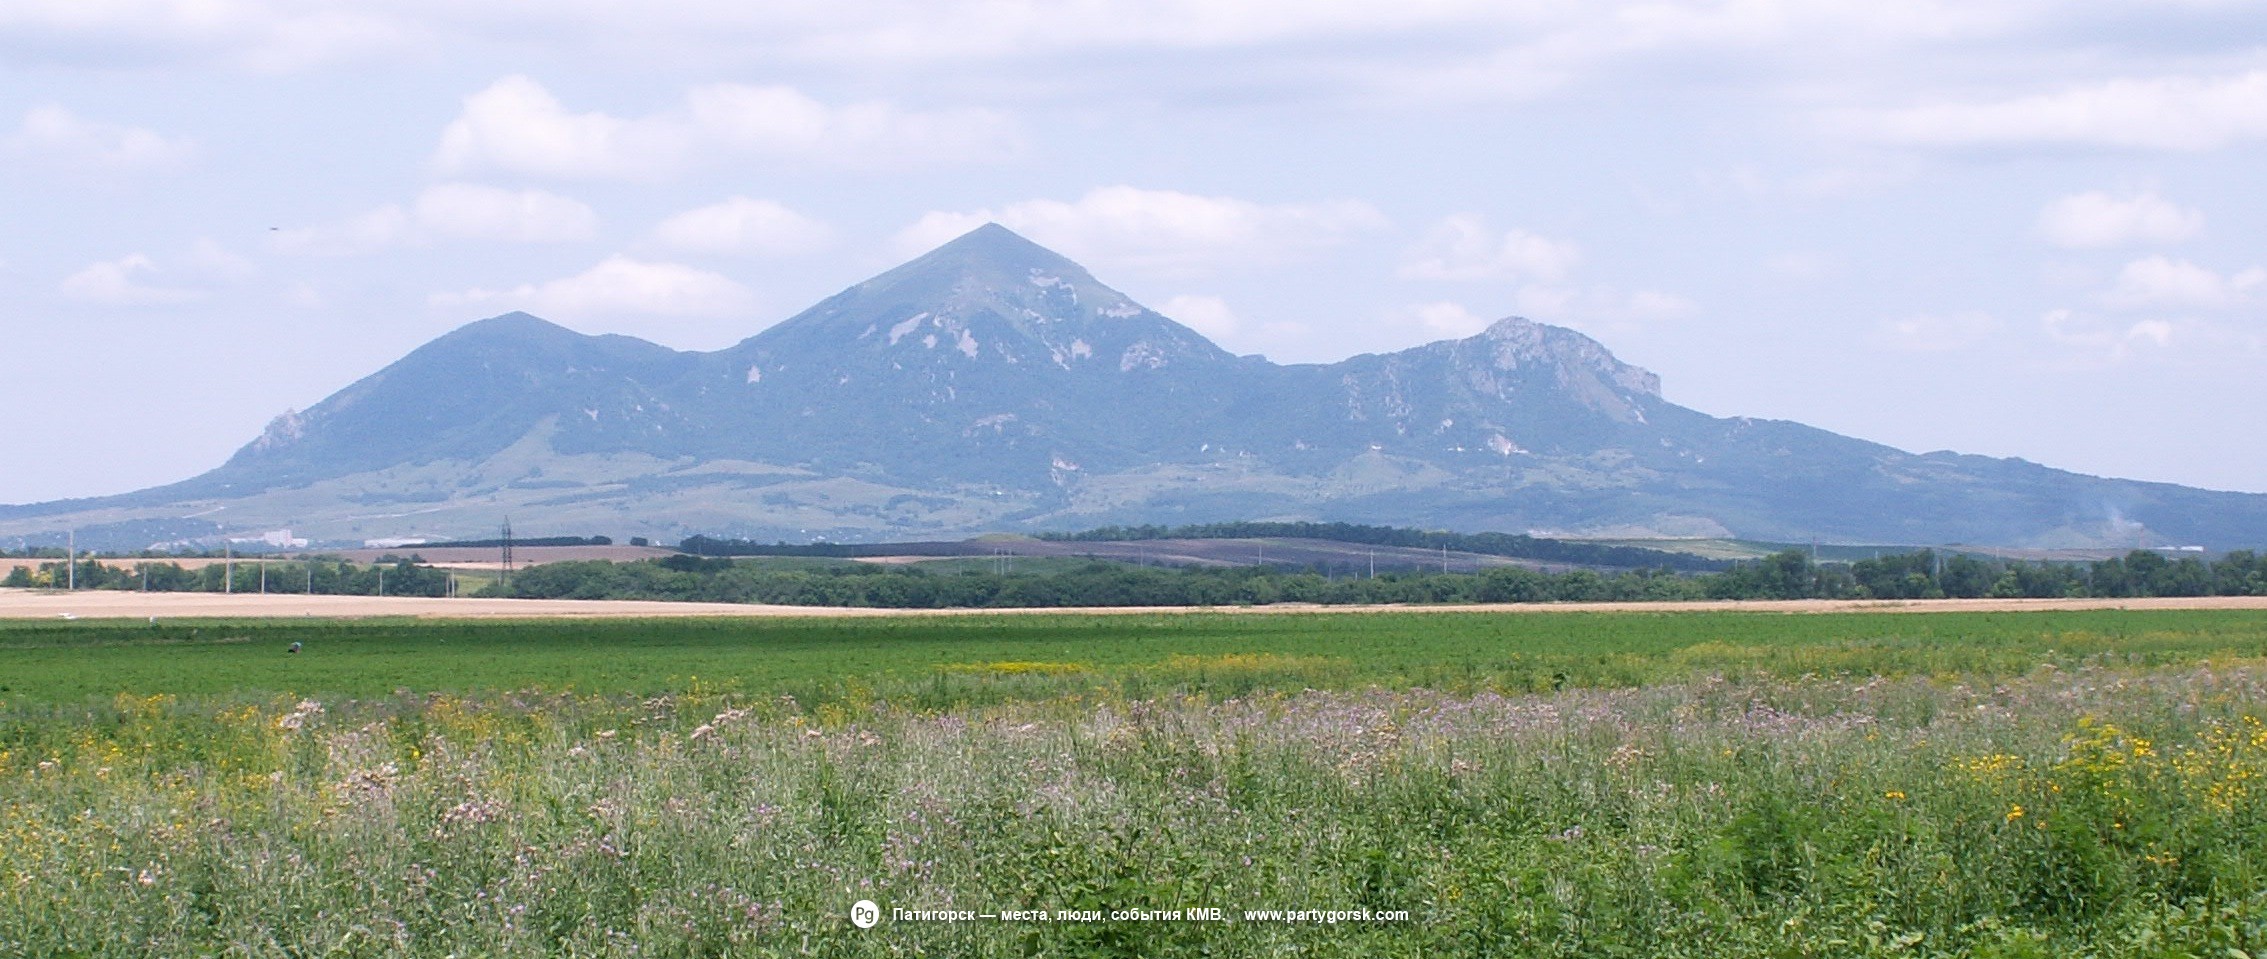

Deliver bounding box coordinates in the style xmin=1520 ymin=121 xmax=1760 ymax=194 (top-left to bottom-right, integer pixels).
xmin=4 ymin=588 xmax=2266 ymax=621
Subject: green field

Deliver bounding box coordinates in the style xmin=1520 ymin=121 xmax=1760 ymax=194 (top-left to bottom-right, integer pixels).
xmin=9 ymin=609 xmax=2267 ymax=706
xmin=5 ymin=610 xmax=2267 ymax=956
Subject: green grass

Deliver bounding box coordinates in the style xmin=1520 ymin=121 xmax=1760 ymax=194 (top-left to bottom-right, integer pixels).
xmin=6 ymin=609 xmax=2267 ymax=956
xmin=5 ymin=609 xmax=2267 ymax=707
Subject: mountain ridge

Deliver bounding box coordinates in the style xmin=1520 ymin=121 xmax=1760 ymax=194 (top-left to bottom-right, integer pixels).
xmin=7 ymin=223 xmax=2266 ymax=551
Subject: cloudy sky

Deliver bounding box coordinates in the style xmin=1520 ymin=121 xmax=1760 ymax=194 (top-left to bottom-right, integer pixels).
xmin=5 ymin=0 xmax=2265 ymax=505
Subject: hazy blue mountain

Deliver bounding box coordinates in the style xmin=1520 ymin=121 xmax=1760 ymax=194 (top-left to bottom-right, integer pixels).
xmin=8 ymin=223 xmax=2266 ymax=550
xmin=684 ymin=223 xmax=1247 ymax=483
xmin=206 ymin=313 xmax=697 ymax=487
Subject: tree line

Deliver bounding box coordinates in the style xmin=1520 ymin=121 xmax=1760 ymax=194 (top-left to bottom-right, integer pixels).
xmin=492 ymin=548 xmax=2267 ymax=608
xmin=2 ymin=558 xmax=456 ymax=597
xmin=16 ymin=548 xmax=2264 ymax=607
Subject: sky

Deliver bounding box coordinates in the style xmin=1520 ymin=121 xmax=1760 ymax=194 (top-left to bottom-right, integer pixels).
xmin=3 ymin=0 xmax=2265 ymax=505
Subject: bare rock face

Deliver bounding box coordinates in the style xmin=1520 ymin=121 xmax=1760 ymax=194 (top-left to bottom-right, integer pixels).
xmin=249 ymin=409 xmax=306 ymax=452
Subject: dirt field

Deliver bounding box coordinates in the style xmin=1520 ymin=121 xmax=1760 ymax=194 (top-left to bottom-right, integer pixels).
xmin=4 ymin=587 xmax=2266 ymax=621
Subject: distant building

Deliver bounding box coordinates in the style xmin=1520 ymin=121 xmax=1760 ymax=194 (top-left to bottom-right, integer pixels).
xmin=229 ymin=529 xmax=309 ymax=549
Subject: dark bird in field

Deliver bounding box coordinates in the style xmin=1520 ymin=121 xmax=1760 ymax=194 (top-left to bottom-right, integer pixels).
xmin=287 ymin=641 xmax=301 ymax=654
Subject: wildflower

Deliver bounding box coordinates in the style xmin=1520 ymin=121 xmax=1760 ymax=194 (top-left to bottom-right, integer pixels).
xmin=2005 ymin=804 xmax=2024 ymax=822
xmin=276 ymin=699 xmax=324 ymax=731
xmin=434 ymin=798 xmax=504 ymax=838
xmin=1884 ymin=790 xmax=1906 ymax=801
xmin=339 ymin=763 xmax=397 ymax=795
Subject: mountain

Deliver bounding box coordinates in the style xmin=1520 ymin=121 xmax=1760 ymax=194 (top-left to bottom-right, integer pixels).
xmin=8 ymin=223 xmax=2267 ymax=551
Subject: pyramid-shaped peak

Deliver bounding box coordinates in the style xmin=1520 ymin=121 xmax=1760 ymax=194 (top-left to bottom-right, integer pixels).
xmin=934 ymin=221 xmax=1053 ymax=256
xmin=899 ymin=222 xmax=1083 ymax=277
xmin=441 ymin=311 xmax=585 ymax=345
xmin=462 ymin=310 xmax=563 ymax=332
xmin=836 ymin=221 xmax=1118 ymax=309
xmin=734 ymin=219 xmax=1239 ymax=371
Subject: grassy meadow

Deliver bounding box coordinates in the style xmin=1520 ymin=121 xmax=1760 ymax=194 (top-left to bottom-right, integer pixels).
xmin=4 ymin=609 xmax=2267 ymax=956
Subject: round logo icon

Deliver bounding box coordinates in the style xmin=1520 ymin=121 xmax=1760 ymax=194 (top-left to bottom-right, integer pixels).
xmin=850 ymin=899 xmax=880 ymax=929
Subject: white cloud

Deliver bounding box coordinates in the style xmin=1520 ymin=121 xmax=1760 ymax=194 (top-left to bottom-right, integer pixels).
xmin=2042 ymin=307 xmax=2180 ymax=361
xmin=183 ymin=237 xmax=256 ymax=280
xmin=1158 ymin=294 xmax=1242 ymax=339
xmin=2104 ymin=256 xmax=2265 ymax=311
xmin=2038 ymin=190 xmax=2202 ymax=248
xmin=0 ymin=2 xmax=2018 ymax=79
xmin=895 ymin=186 xmax=1386 ymax=276
xmin=1847 ymin=71 xmax=2267 ymax=151
xmin=59 ymin=253 xmax=200 ymax=306
xmin=1390 ymin=214 xmax=1686 ymax=338
xmin=271 ymin=206 xmax=414 ymax=256
xmin=651 ymin=197 xmax=833 ymax=256
xmin=273 ymin=183 xmax=596 ymax=255
xmin=0 ymin=3 xmax=415 ymax=72
xmin=412 ymin=183 xmax=598 ymax=243
xmin=1398 ymin=301 xmax=1494 ymax=339
xmin=1400 ymin=215 xmax=1580 ymax=282
xmin=2128 ymin=319 xmax=2175 ymax=347
xmin=430 ymin=256 xmax=757 ymax=321
xmin=55 ymin=239 xmax=254 ymax=306
xmin=435 ymin=75 xmax=1017 ymax=180
xmin=5 ymin=105 xmax=193 ymax=169
xmin=1356 ymin=0 xmax=2022 ymax=106
xmin=685 ymin=84 xmax=1015 ymax=162
xmin=1874 ymin=311 xmax=1999 ymax=352
xmin=1486 ymin=284 xmax=1695 ymax=341
xmin=434 ymin=76 xmax=684 ymax=180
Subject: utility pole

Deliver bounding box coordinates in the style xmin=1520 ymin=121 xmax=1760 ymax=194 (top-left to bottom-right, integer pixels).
xmin=224 ymin=544 xmax=233 ymax=595
xmin=500 ymin=517 xmax=514 ymax=591
xmin=1369 ymin=550 xmax=1376 ymax=579
xmin=377 ymin=567 xmax=384 ymax=597
xmin=259 ymin=560 xmax=267 ymax=595
xmin=66 ymin=530 xmax=75 ymax=591
xmin=1811 ymin=536 xmax=1820 ymax=596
